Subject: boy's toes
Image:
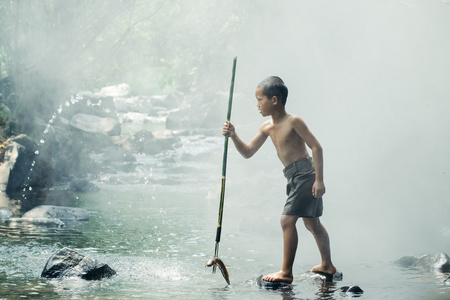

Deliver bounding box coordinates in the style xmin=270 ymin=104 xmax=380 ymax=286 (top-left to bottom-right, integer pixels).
xmin=262 ymin=271 xmax=293 ymax=283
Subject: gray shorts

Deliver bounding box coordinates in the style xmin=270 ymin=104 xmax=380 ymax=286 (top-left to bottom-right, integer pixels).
xmin=282 ymin=157 xmax=323 ymax=217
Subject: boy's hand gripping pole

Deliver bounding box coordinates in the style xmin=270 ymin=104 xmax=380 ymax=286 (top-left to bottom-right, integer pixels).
xmin=213 ymin=56 xmax=237 ymax=274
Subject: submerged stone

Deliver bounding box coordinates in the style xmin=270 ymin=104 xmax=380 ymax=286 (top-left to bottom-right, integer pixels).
xmin=256 ymin=275 xmax=292 ymax=290
xmin=23 ymin=205 xmax=89 ymax=221
xmin=310 ymin=271 xmax=343 ymax=282
xmin=41 ymin=247 xmax=116 ymax=280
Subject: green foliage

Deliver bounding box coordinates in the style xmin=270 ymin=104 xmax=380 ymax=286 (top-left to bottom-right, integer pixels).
xmin=0 ymin=0 xmax=246 ymax=138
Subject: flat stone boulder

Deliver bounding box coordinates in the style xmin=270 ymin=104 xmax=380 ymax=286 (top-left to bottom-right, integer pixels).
xmin=8 ymin=217 xmax=65 ymax=227
xmin=41 ymin=247 xmax=116 ymax=280
xmin=397 ymin=253 xmax=450 ymax=272
xmin=70 ymin=113 xmax=120 ymax=136
xmin=23 ymin=205 xmax=89 ymax=221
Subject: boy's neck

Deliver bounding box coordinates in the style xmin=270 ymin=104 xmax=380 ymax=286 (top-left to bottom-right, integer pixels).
xmin=271 ymin=109 xmax=288 ymax=124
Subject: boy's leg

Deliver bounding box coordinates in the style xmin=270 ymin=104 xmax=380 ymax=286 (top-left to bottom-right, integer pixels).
xmin=302 ymin=217 xmax=336 ymax=274
xmin=262 ymin=214 xmax=299 ymax=283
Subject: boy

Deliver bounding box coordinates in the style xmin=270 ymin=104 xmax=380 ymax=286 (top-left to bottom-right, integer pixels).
xmin=222 ymin=76 xmax=336 ymax=283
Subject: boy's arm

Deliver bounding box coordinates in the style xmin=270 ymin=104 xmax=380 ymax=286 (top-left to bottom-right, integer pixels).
xmin=223 ymin=121 xmax=268 ymax=159
xmin=292 ymin=116 xmax=326 ymax=198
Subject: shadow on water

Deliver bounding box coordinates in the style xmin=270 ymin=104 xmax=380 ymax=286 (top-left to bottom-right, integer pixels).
xmin=255 ymin=274 xmax=344 ymax=300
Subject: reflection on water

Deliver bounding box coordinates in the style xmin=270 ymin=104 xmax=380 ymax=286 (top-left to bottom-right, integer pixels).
xmin=1 ymin=133 xmax=450 ymax=299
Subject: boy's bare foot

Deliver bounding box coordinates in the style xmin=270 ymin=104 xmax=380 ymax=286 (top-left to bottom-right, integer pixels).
xmin=262 ymin=271 xmax=293 ymax=283
xmin=310 ymin=264 xmax=336 ymax=275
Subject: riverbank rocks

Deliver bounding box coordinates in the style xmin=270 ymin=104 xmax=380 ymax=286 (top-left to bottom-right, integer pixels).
xmin=397 ymin=253 xmax=450 ymax=273
xmin=41 ymin=247 xmax=116 ymax=280
xmin=57 ymin=91 xmax=120 ymax=137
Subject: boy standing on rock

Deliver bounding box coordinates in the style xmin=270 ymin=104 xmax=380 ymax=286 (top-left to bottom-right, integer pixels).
xmin=222 ymin=76 xmax=336 ymax=283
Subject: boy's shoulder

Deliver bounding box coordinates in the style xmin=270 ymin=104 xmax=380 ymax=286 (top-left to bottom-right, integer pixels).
xmin=288 ymin=113 xmax=303 ymax=121
xmin=288 ymin=114 xmax=308 ymax=126
xmin=258 ymin=119 xmax=272 ymax=133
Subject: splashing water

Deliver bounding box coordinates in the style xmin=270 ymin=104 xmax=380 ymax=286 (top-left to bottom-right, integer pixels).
xmin=21 ymin=93 xmax=112 ymax=200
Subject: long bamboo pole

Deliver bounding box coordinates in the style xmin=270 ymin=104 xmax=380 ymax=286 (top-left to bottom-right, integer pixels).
xmin=213 ymin=56 xmax=237 ymax=273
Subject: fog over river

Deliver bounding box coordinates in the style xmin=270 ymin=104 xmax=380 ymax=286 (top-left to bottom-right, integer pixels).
xmin=1 ymin=1 xmax=450 ymax=299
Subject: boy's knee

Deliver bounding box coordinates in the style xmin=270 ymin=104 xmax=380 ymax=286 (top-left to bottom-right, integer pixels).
xmin=280 ymin=215 xmax=298 ymax=229
xmin=303 ymin=217 xmax=319 ymax=232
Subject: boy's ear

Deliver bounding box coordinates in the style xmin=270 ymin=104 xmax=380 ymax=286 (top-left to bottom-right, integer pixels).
xmin=271 ymin=96 xmax=278 ymax=105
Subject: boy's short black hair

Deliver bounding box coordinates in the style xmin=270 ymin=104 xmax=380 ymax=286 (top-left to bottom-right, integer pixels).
xmin=257 ymin=76 xmax=288 ymax=105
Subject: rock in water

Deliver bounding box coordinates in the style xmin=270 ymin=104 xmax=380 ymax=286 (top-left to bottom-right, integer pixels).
xmin=41 ymin=247 xmax=116 ymax=280
xmin=310 ymin=271 xmax=343 ymax=282
xmin=341 ymin=285 xmax=364 ymax=294
xmin=434 ymin=253 xmax=450 ymax=273
xmin=397 ymin=253 xmax=450 ymax=273
xmin=23 ymin=205 xmax=89 ymax=221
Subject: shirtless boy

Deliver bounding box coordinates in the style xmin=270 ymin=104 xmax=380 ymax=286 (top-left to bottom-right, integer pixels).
xmin=222 ymin=76 xmax=336 ymax=283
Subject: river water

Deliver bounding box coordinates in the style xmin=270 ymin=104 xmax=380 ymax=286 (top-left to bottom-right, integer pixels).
xmin=0 ymin=130 xmax=449 ymax=300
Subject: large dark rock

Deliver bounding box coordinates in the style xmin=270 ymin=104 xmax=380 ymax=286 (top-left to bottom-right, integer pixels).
xmin=41 ymin=247 xmax=116 ymax=280
xmin=0 ymin=134 xmax=35 ymax=194
xmin=0 ymin=134 xmax=51 ymax=196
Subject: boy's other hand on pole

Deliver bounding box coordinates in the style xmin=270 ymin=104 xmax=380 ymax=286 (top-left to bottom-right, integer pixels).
xmin=222 ymin=121 xmax=235 ymax=137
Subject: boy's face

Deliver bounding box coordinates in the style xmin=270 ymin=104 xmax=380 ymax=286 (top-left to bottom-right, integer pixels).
xmin=255 ymin=87 xmax=274 ymax=117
